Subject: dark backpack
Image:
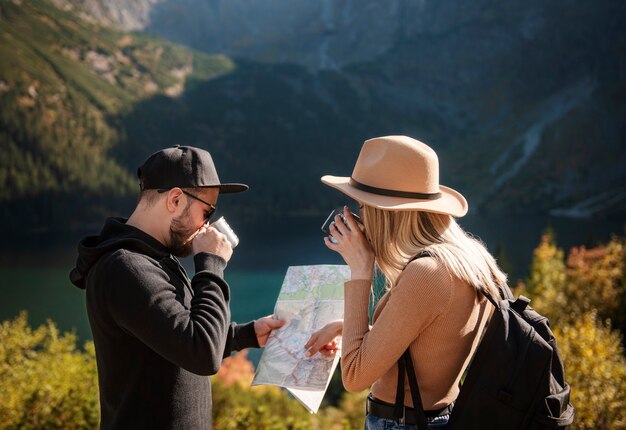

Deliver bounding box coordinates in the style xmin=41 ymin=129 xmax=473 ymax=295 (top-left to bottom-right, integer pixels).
xmin=395 ymin=274 xmax=575 ymax=429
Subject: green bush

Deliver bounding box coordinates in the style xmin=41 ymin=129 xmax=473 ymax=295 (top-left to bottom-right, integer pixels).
xmin=0 ymin=313 xmax=366 ymax=430
xmin=0 ymin=312 xmax=99 ymax=430
xmin=525 ymin=229 xmax=569 ymax=322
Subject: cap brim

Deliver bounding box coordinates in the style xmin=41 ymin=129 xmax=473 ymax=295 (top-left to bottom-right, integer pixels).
xmin=321 ymin=175 xmax=468 ymax=217
xmin=196 ymin=183 xmax=249 ymax=193
xmin=216 ymin=183 xmax=249 ymax=194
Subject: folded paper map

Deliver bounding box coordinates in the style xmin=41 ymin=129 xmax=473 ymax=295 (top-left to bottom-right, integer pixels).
xmin=252 ymin=265 xmax=350 ymax=413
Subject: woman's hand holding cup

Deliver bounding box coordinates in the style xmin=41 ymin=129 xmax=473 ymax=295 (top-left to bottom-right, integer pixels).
xmin=324 ymin=206 xmax=375 ymax=281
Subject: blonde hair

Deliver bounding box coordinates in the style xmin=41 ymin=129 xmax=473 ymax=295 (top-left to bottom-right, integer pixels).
xmin=361 ymin=206 xmax=506 ymax=298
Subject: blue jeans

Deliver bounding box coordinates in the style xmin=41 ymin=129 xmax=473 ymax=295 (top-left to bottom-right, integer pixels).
xmin=364 ymin=413 xmax=450 ymax=429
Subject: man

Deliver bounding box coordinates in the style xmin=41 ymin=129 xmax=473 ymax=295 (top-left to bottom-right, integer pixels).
xmin=69 ymin=145 xmax=284 ymax=429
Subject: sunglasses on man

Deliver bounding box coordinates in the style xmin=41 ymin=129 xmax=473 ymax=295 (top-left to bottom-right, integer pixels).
xmin=157 ymin=189 xmax=217 ymax=222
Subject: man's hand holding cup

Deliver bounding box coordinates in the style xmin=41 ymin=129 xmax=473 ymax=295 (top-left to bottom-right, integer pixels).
xmin=192 ymin=226 xmax=233 ymax=262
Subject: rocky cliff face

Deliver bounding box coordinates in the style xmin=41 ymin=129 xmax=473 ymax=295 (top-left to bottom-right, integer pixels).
xmin=67 ymin=0 xmax=607 ymax=71
xmin=68 ymin=0 xmax=400 ymax=69
xmin=50 ymin=0 xmax=161 ymax=30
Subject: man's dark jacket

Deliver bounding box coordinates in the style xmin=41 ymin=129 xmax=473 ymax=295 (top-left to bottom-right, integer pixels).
xmin=69 ymin=217 xmax=258 ymax=429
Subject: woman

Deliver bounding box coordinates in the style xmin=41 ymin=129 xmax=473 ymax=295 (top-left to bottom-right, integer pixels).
xmin=304 ymin=136 xmax=506 ymax=429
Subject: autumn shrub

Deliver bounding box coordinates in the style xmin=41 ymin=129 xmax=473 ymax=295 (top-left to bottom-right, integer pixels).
xmin=0 ymin=312 xmax=99 ymax=430
xmin=211 ymin=378 xmax=315 ymax=430
xmin=525 ymin=231 xmax=625 ymax=326
xmin=213 ymin=351 xmax=366 ymax=430
xmin=566 ymin=238 xmax=625 ymax=328
xmin=553 ymin=311 xmax=626 ymax=430
xmin=522 ymin=231 xmax=626 ymax=430
xmin=212 ymin=351 xmax=315 ymax=430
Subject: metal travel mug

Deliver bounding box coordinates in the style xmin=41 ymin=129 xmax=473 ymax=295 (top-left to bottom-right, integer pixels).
xmin=321 ymin=207 xmax=364 ymax=244
xmin=211 ymin=217 xmax=239 ymax=248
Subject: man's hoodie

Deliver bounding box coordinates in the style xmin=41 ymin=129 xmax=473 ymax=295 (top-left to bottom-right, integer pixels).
xmin=70 ymin=217 xmax=257 ymax=429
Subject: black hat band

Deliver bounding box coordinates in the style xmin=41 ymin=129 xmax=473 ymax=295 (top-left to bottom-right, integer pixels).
xmin=349 ymin=178 xmax=442 ymax=200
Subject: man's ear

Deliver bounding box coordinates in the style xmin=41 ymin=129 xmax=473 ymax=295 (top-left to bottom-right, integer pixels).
xmin=165 ymin=188 xmax=185 ymax=214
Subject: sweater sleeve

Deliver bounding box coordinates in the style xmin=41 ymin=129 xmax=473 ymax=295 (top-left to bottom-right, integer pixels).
xmin=102 ymin=250 xmax=232 ymax=376
xmin=341 ymin=257 xmax=453 ymax=392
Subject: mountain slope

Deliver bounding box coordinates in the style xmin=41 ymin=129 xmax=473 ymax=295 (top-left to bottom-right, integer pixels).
xmin=0 ymin=0 xmax=234 ymax=228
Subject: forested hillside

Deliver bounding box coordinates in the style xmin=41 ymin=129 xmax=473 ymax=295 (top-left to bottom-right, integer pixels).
xmin=0 ymin=0 xmax=234 ymax=230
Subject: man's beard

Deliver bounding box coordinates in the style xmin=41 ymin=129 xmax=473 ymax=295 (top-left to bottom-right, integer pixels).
xmin=169 ymin=207 xmax=198 ymax=258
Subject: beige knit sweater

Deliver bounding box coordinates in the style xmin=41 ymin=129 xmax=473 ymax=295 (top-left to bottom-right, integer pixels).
xmin=341 ymin=256 xmax=491 ymax=410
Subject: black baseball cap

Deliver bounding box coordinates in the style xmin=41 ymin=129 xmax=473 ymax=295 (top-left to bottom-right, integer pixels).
xmin=138 ymin=145 xmax=248 ymax=193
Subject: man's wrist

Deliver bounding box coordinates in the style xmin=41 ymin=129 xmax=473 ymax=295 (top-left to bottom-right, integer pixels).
xmin=193 ymin=252 xmax=227 ymax=277
xmin=233 ymin=321 xmax=259 ymax=350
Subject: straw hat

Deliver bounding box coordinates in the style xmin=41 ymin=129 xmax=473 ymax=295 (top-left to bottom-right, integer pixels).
xmin=321 ymin=135 xmax=468 ymax=217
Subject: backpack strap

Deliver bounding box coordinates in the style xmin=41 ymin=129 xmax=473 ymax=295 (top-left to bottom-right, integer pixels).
xmin=404 ymin=350 xmax=429 ymax=429
xmin=394 ymin=352 xmax=407 ymax=422
xmin=481 ymin=289 xmax=500 ymax=307
xmin=407 ymin=250 xmax=432 ymax=265
xmin=395 ymin=349 xmax=428 ymax=429
xmin=500 ymin=284 xmax=515 ymax=300
xmin=511 ymin=295 xmax=530 ymax=314
xmin=391 ymin=251 xmax=430 ymax=428
xmin=480 ymin=283 xmax=515 ymax=309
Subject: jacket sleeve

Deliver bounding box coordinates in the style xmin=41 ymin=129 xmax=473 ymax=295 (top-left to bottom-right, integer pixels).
xmin=223 ymin=321 xmax=259 ymax=359
xmin=101 ymin=250 xmax=232 ymax=376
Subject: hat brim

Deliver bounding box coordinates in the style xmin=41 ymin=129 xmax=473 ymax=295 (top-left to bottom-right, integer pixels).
xmin=199 ymin=183 xmax=249 ymax=194
xmin=321 ymin=175 xmax=468 ymax=217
